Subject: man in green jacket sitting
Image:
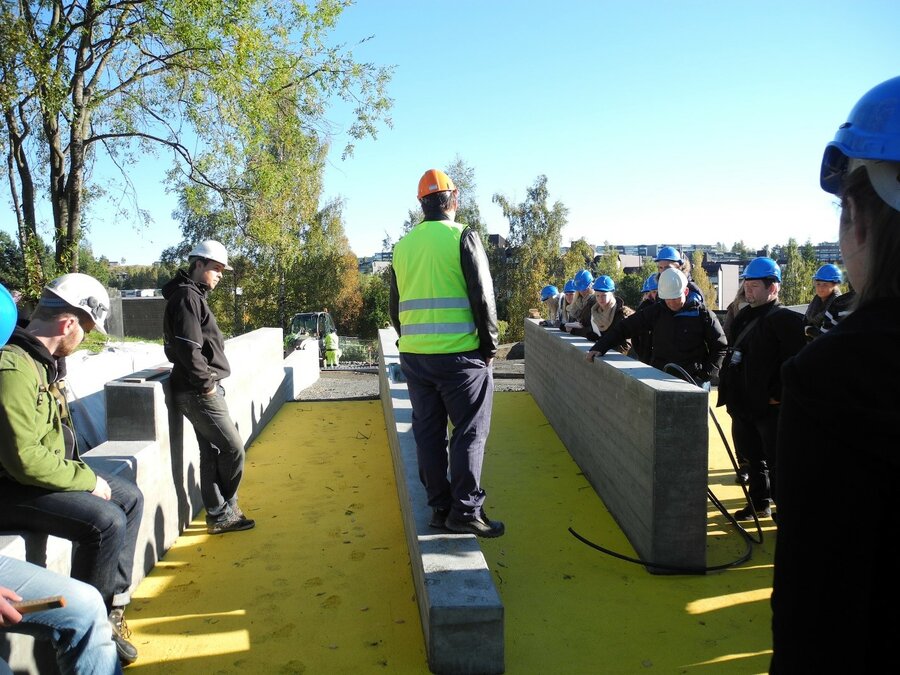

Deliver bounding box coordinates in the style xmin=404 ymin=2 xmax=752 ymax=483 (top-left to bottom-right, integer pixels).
xmin=0 ymin=273 xmax=143 ymax=666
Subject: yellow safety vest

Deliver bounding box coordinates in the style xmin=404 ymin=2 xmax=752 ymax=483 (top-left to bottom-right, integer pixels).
xmin=393 ymin=220 xmax=479 ymax=354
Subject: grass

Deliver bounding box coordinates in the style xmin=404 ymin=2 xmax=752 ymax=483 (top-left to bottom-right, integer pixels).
xmin=79 ymin=332 xmax=163 ymax=354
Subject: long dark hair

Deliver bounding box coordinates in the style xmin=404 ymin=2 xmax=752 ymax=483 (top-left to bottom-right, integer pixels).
xmin=840 ymin=166 xmax=900 ymax=306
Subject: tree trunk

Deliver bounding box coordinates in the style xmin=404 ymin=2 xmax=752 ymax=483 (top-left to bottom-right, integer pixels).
xmin=4 ymin=108 xmax=44 ymax=295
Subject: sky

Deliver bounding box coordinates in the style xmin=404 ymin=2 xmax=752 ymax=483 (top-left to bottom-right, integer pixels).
xmin=4 ymin=0 xmax=900 ymax=265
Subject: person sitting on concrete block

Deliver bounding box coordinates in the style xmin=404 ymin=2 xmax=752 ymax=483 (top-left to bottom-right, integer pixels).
xmin=0 ymin=274 xmax=143 ymax=666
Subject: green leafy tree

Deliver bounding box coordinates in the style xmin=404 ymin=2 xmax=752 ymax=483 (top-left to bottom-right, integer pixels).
xmin=731 ymin=241 xmax=754 ymax=258
xmin=401 ymin=156 xmax=485 ymax=240
xmin=560 ymin=238 xmax=595 ymax=283
xmin=493 ymin=175 xmax=567 ymax=342
xmin=690 ymin=250 xmax=717 ymax=308
xmin=357 ymin=268 xmax=392 ymax=339
xmin=0 ymin=230 xmax=25 ymax=290
xmin=594 ymin=245 xmax=623 ymax=284
xmin=0 ymin=0 xmax=392 ymax=281
xmin=780 ymin=238 xmax=815 ymax=306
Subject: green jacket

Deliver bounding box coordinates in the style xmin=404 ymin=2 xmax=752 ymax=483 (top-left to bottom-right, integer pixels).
xmin=0 ymin=335 xmax=97 ymax=492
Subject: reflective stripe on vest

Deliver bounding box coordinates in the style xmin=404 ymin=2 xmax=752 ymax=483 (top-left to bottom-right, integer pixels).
xmin=393 ymin=220 xmax=479 ymax=354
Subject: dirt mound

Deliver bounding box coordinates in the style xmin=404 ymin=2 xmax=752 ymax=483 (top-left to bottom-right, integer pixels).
xmin=496 ymin=342 xmax=524 ymax=360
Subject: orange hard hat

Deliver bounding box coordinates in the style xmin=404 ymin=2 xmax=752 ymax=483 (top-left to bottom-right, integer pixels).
xmin=417 ymin=169 xmax=456 ymax=199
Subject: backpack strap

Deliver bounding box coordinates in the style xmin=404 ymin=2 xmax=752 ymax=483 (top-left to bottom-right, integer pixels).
xmin=0 ymin=343 xmax=73 ymax=430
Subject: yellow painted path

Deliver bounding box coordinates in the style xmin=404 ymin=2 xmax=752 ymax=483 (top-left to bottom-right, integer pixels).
xmin=126 ymin=393 xmax=775 ymax=674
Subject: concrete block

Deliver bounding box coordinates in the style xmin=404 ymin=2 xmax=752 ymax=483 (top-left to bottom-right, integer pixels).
xmin=524 ymin=319 xmax=708 ymax=573
xmin=378 ymin=328 xmax=504 ymax=675
xmin=284 ymin=341 xmax=320 ymax=399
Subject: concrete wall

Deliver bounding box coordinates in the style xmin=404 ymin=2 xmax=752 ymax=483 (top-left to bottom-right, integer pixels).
xmin=1 ymin=328 xmax=319 ymax=673
xmin=120 ymin=297 xmax=167 ymax=340
xmin=524 ymin=319 xmax=709 ymax=573
xmin=377 ymin=329 xmax=504 ymax=675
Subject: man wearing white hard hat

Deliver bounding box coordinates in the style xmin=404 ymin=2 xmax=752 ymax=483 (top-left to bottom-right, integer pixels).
xmin=586 ymin=268 xmax=727 ymax=387
xmin=0 ymin=273 xmax=143 ymax=665
xmin=162 ymin=241 xmax=255 ymax=535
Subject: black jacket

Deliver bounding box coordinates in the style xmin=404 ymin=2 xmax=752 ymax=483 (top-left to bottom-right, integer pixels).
xmin=389 ymin=224 xmax=499 ymax=359
xmin=162 ymin=269 xmax=231 ymax=393
xmin=591 ymin=294 xmax=727 ymax=382
xmin=630 ymin=297 xmax=657 ymax=365
xmin=716 ymin=300 xmax=805 ymax=418
xmin=771 ymin=299 xmax=900 ymax=673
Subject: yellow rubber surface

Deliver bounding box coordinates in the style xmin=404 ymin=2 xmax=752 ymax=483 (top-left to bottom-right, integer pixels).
xmin=127 ymin=393 xmax=775 ymax=674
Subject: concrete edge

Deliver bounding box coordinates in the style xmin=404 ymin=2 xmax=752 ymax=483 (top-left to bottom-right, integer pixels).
xmin=377 ymin=328 xmax=505 ymax=675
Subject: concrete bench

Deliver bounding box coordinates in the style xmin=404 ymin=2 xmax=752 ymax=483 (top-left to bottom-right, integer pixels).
xmin=1 ymin=329 xmax=318 ymax=673
xmin=377 ymin=329 xmax=504 ymax=675
xmin=523 ymin=319 xmax=709 ymax=573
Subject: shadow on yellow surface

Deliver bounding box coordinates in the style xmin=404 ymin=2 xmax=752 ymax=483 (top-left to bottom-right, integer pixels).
xmin=128 ymin=393 xmax=773 ymax=674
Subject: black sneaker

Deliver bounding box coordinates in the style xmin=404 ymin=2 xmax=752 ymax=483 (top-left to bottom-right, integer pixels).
xmin=734 ymin=504 xmax=772 ymax=521
xmin=429 ymin=508 xmax=450 ymax=529
xmin=109 ymin=607 xmax=138 ymax=665
xmin=207 ymin=512 xmax=256 ymax=534
xmin=445 ymin=510 xmax=505 ymax=538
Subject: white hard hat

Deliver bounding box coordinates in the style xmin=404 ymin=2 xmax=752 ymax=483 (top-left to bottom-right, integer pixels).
xmin=189 ymin=240 xmax=233 ymax=270
xmin=657 ymin=268 xmax=688 ymax=300
xmin=41 ymin=273 xmax=111 ymax=334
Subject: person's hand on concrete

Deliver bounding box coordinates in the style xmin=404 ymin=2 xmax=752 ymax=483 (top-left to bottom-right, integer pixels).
xmin=585 ymin=351 xmax=600 ymax=362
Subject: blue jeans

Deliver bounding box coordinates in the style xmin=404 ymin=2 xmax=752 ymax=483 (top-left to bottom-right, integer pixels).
xmin=400 ymin=351 xmax=493 ymax=519
xmin=0 ymin=473 xmax=143 ymax=610
xmin=0 ymin=555 xmax=121 ymax=675
xmin=174 ymin=385 xmax=245 ymax=523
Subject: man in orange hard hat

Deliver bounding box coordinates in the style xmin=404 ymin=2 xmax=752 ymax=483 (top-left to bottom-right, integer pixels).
xmin=389 ymin=169 xmax=504 ymax=537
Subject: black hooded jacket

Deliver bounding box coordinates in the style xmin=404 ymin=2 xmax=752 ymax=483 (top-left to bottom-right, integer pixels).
xmin=162 ymin=269 xmax=231 ymax=393
xmin=591 ymin=292 xmax=727 ymax=382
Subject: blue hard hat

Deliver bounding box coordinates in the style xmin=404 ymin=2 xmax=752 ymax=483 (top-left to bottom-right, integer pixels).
xmin=813 ymin=264 xmax=842 ymax=283
xmin=641 ymin=273 xmax=659 ymax=293
xmin=592 ymin=275 xmax=615 ymax=292
xmin=573 ymin=269 xmax=594 ymax=292
xmin=540 ymin=285 xmax=559 ymax=301
xmin=821 ymin=76 xmax=900 ymax=197
xmin=741 ymin=257 xmax=782 ymax=282
xmin=0 ymin=284 xmax=17 ymax=347
xmin=655 ymin=246 xmax=682 ymax=263
xmin=563 ymin=279 xmax=577 ymax=293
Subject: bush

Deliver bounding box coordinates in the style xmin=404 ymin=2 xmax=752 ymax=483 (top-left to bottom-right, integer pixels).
xmin=497 ymin=319 xmax=509 ymax=344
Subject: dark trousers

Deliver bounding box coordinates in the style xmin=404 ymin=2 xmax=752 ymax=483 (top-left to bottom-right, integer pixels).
xmin=400 ymin=351 xmax=493 ymax=519
xmin=731 ymin=407 xmax=780 ymax=509
xmin=0 ymin=472 xmax=143 ymax=610
xmin=174 ymin=385 xmax=245 ymax=523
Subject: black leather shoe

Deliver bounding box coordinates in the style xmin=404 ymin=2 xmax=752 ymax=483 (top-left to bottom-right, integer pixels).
xmin=734 ymin=504 xmax=771 ymax=521
xmin=109 ymin=607 xmax=138 ymax=665
xmin=429 ymin=508 xmax=450 ymax=529
xmin=445 ymin=510 xmax=505 ymax=538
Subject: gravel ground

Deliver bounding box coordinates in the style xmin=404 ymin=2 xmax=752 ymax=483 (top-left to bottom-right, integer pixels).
xmin=295 ymin=344 xmax=525 ymax=401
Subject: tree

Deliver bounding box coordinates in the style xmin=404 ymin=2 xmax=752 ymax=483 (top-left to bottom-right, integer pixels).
xmin=493 ymin=175 xmax=567 ymax=342
xmin=400 ymin=156 xmax=485 ymax=240
xmin=619 ymin=257 xmax=658 ymax=308
xmin=594 ymin=245 xmax=622 ymax=284
xmin=690 ymin=250 xmax=717 ymax=308
xmin=0 ymin=230 xmax=25 ymax=290
xmin=780 ymin=238 xmax=814 ymax=306
xmin=0 ymin=0 xmax=392 ymax=284
xmin=731 ymin=241 xmax=754 ymax=258
xmin=560 ymin=238 xmax=595 ymax=283
xmin=357 ymin=268 xmax=392 ymax=339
